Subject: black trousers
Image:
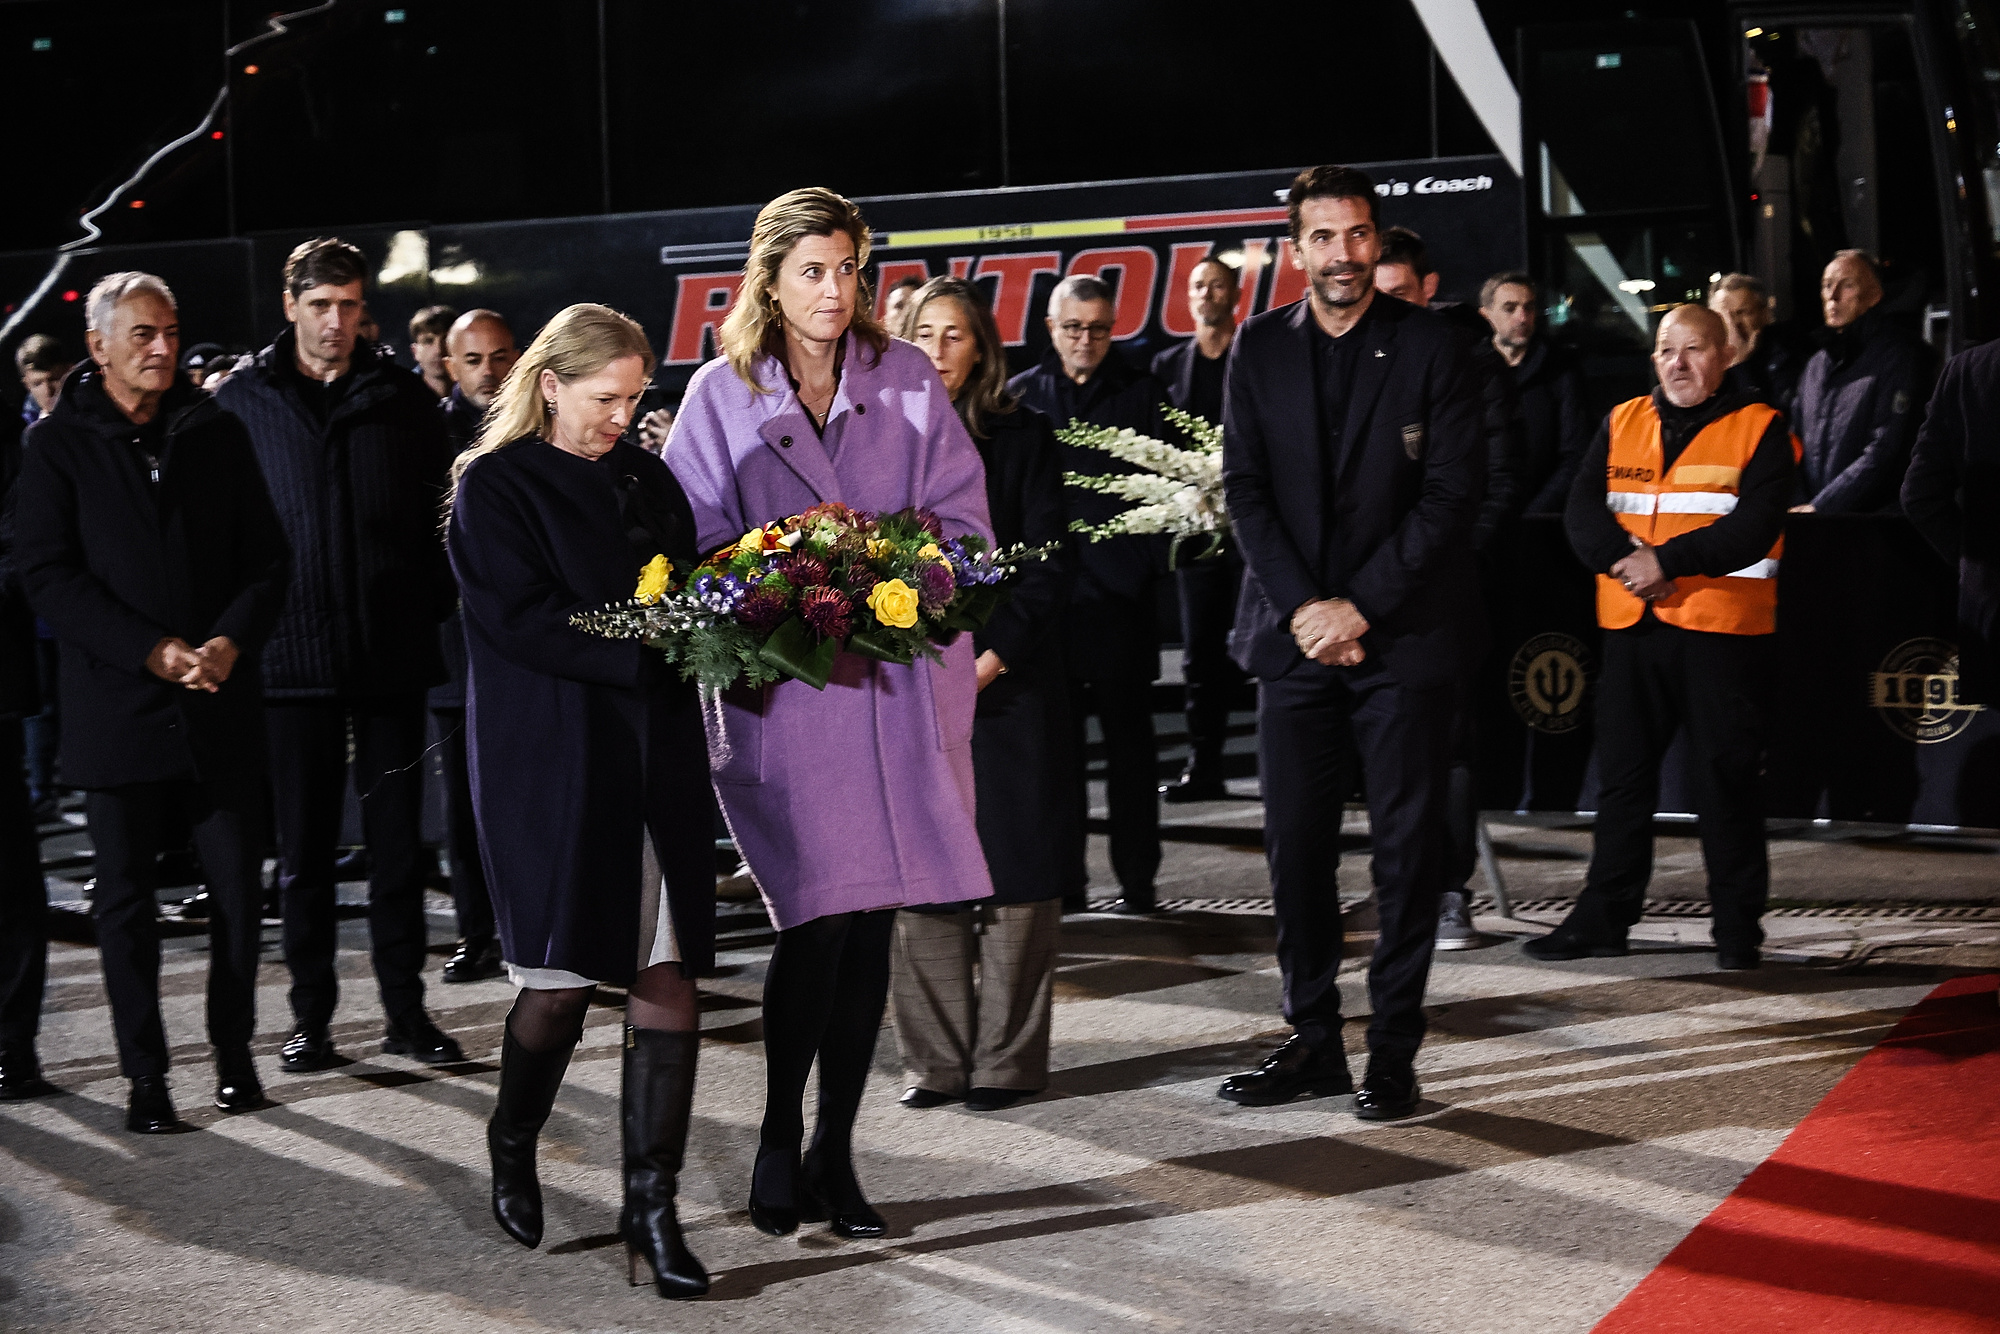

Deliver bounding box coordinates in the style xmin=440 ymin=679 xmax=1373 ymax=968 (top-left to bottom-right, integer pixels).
xmin=0 ymin=720 xmax=47 ymax=1057
xmin=267 ymin=695 xmax=431 ymax=1030
xmin=85 ymin=774 xmax=265 ymax=1078
xmin=1259 ymin=662 xmax=1453 ymax=1064
xmin=1175 ymin=551 xmax=1245 ymax=780
xmin=1067 ymin=679 xmax=1162 ymax=897
xmin=432 ymin=707 xmax=492 ymax=948
xmin=1571 ymin=619 xmax=1772 ymax=951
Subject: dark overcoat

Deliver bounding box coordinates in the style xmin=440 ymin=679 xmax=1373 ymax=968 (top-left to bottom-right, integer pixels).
xmin=1220 ymin=296 xmax=1485 ymax=687
xmin=1008 ymin=352 xmax=1168 ymax=682
xmin=448 ymin=436 xmax=716 ymax=983
xmin=11 ymin=370 xmax=290 ymax=788
xmin=215 ymin=329 xmax=454 ymax=698
xmin=1904 ymin=338 xmax=2000 ymax=702
xmin=1792 ymin=310 xmax=1937 ymax=514
xmin=967 ymin=405 xmax=1075 ymax=905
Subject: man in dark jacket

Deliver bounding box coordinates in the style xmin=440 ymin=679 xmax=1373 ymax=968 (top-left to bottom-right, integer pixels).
xmin=13 ymin=272 xmax=289 ymax=1130
xmin=215 ymin=238 xmax=462 ymax=1070
xmin=0 ymin=407 xmax=50 ymax=1102
xmin=1791 ymin=251 xmax=1936 ymax=514
xmin=1150 ymin=257 xmax=1245 ymax=803
xmin=1904 ymin=341 xmax=2000 ymax=704
xmin=433 ymin=309 xmax=517 ymax=982
xmin=1009 ymin=275 xmax=1167 ymax=914
xmin=1709 ymin=273 xmax=1805 ymax=417
xmin=1216 ymin=167 xmax=1485 ymax=1120
xmin=1482 ymin=273 xmax=1590 ymax=512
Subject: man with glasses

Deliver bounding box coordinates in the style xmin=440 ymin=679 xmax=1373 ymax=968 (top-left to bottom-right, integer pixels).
xmin=1009 ymin=274 xmax=1167 ymax=914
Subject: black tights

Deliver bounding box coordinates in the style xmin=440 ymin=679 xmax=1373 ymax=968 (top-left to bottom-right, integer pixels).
xmin=754 ymin=909 xmax=895 ymax=1201
xmin=508 ymin=962 xmax=699 ymax=1053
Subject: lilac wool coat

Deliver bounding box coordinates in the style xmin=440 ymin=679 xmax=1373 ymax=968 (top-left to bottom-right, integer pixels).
xmin=665 ymin=334 xmax=996 ymax=929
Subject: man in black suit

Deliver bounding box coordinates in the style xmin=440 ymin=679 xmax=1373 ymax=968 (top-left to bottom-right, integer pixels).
xmin=1009 ymin=275 xmax=1167 ymax=914
xmin=1905 ymin=341 xmax=2000 ymax=704
xmin=1215 ymin=165 xmax=1484 ymax=1120
xmin=14 ymin=272 xmax=290 ymax=1130
xmin=1151 ymin=257 xmax=1246 ymax=802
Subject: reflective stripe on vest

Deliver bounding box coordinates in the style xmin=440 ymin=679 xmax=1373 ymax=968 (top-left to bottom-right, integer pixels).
xmin=1596 ymin=396 xmax=1788 ymax=636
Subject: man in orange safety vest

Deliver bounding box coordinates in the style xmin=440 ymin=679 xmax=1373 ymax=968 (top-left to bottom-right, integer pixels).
xmin=1526 ymin=303 xmax=1799 ymax=970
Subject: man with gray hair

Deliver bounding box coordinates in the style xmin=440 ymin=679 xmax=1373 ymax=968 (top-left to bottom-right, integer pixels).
xmin=1789 ymin=250 xmax=1935 ymax=513
xmin=1009 ymin=272 xmax=1168 ymax=914
xmin=11 ymin=271 xmax=290 ymax=1129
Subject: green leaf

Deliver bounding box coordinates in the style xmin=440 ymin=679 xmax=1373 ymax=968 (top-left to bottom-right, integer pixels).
xmin=757 ymin=616 xmax=838 ymax=690
xmin=848 ymin=629 xmax=917 ymax=666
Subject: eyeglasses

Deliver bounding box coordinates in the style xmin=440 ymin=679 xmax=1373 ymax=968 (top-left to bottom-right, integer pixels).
xmin=1056 ymin=321 xmax=1114 ymax=341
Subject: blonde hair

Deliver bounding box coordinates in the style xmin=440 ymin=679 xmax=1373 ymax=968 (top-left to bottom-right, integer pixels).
xmin=717 ymin=186 xmax=889 ymax=392
xmin=448 ymin=303 xmax=654 ymax=497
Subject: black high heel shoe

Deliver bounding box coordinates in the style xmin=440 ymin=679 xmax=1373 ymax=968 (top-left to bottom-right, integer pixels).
xmin=488 ymin=1027 xmax=575 ymax=1249
xmin=800 ymin=1149 xmax=886 ymax=1239
xmin=747 ymin=1143 xmax=801 ymax=1237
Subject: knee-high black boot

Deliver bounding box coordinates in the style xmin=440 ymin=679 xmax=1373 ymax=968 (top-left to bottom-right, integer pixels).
xmin=622 ymin=1026 xmax=709 ymax=1298
xmin=488 ymin=1025 xmax=574 ymax=1248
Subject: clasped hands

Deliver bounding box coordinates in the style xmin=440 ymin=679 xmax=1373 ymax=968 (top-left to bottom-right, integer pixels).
xmin=1610 ymin=538 xmax=1675 ymax=602
xmin=146 ymin=636 xmax=239 ymax=693
xmin=1292 ymin=598 xmax=1369 ymax=667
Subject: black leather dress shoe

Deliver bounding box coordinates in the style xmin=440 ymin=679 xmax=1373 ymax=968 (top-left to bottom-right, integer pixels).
xmin=214 ymin=1048 xmax=264 ymax=1113
xmin=1522 ymin=923 xmax=1629 ymax=961
xmin=1160 ymin=773 xmax=1229 ymax=804
xmin=899 ymin=1086 xmax=957 ymax=1109
xmin=441 ymin=939 xmax=504 ymax=985
xmin=964 ymin=1087 xmax=1033 ymax=1112
xmin=1217 ymin=1035 xmax=1354 ymax=1106
xmin=280 ymin=1028 xmax=338 ymax=1072
xmin=1108 ymin=894 xmax=1159 ymax=915
xmin=126 ymin=1075 xmax=180 ymax=1133
xmin=0 ymin=1050 xmax=56 ymax=1100
xmin=1353 ymin=1063 xmax=1422 ymax=1121
xmin=383 ymin=1014 xmax=466 ymax=1065
xmin=1717 ymin=946 xmax=1761 ymax=971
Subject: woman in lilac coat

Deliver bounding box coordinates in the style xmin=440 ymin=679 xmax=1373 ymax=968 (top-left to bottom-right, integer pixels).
xmin=666 ymin=188 xmax=994 ymax=1239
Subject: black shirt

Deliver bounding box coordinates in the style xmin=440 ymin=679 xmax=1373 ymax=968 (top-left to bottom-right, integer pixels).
xmin=285 ymin=359 xmax=353 ymax=430
xmin=1187 ymin=348 xmax=1226 ymax=426
xmin=1306 ymin=300 xmax=1376 ymax=562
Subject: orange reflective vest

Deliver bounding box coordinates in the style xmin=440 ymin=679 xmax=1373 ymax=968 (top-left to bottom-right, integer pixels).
xmin=1596 ymin=396 xmax=1796 ymax=636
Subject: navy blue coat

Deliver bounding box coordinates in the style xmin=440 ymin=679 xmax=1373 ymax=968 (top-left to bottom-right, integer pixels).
xmin=1793 ymin=310 xmax=1937 ymax=514
xmin=12 ymin=371 xmax=289 ymax=789
xmin=1904 ymin=339 xmax=2000 ymax=702
xmin=216 ymin=330 xmax=454 ymax=698
xmin=448 ymin=436 xmax=715 ymax=983
xmin=1220 ymin=296 xmax=1484 ymax=686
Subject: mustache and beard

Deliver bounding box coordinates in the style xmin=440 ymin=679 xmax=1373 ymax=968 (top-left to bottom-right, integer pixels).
xmin=1309 ymin=260 xmax=1374 ymax=309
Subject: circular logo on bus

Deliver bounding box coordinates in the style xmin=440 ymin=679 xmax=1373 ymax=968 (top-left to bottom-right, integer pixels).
xmin=1508 ymin=633 xmax=1592 ymax=734
xmin=1871 ymin=638 xmax=1984 ymax=744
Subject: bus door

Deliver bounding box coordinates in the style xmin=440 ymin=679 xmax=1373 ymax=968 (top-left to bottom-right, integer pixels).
xmin=1732 ymin=7 xmax=1962 ymax=349
xmin=1519 ymin=20 xmax=1740 ymax=411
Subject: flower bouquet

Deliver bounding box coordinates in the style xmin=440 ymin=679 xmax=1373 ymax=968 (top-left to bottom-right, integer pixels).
xmin=1056 ymin=406 xmax=1227 ymax=568
xmin=572 ymin=503 xmax=1047 ymax=692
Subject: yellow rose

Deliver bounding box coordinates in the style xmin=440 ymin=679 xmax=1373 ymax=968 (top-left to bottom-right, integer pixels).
xmin=634 ymin=554 xmax=673 ymax=604
xmin=866 ymin=537 xmax=893 ymax=560
xmin=918 ymin=542 xmax=942 ymax=561
xmin=867 ymin=578 xmax=920 ymax=629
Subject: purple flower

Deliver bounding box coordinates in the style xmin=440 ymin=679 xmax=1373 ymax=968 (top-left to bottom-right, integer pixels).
xmin=918 ymin=560 xmax=956 ymax=615
xmin=800 ymin=585 xmax=853 ymax=640
xmin=784 ymin=553 xmax=830 ymax=587
xmin=912 ymin=508 xmax=945 ymax=539
xmin=693 ymin=572 xmax=747 ymax=613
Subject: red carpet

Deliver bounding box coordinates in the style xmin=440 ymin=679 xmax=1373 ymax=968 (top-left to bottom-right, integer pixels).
xmin=1593 ymin=975 xmax=2000 ymax=1333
